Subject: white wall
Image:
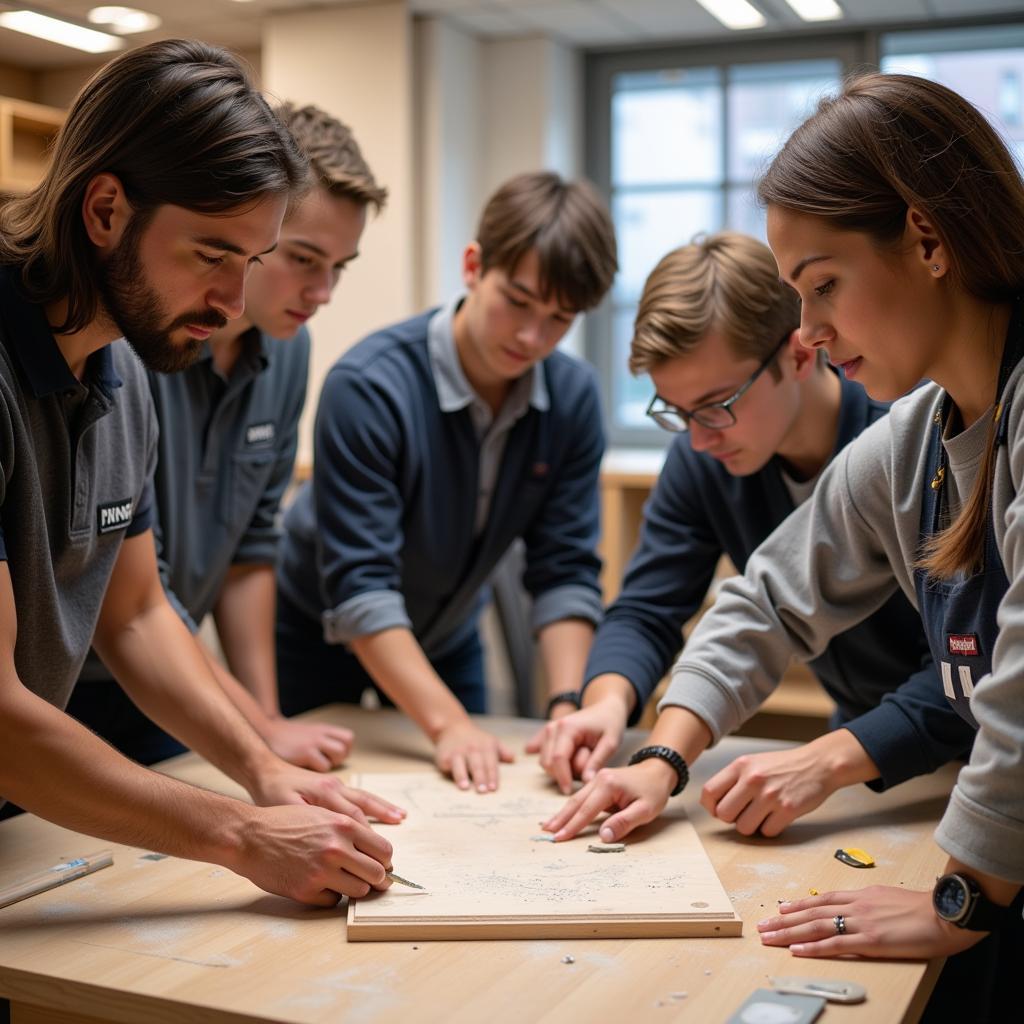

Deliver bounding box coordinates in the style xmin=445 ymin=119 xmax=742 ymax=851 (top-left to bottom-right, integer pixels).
xmin=263 ymin=3 xmax=416 ymax=466
xmin=414 ymin=17 xmax=483 ymax=308
xmin=414 ymin=21 xmax=586 ymax=351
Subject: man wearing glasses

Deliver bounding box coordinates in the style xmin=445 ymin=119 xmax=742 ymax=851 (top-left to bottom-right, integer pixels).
xmin=530 ymin=233 xmax=972 ymax=842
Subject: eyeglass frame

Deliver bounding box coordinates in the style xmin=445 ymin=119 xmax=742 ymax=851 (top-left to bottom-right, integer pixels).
xmin=645 ymin=331 xmax=793 ymax=433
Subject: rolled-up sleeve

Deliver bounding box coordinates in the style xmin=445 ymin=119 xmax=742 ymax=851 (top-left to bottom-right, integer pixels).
xmin=313 ymin=366 xmax=411 ymax=644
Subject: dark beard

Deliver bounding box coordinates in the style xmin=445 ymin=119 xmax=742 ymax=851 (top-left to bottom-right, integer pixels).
xmin=98 ymin=215 xmax=227 ymax=374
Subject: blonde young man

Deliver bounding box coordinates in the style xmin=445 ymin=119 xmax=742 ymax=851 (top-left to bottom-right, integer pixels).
xmin=67 ymin=105 xmax=388 ymax=774
xmin=535 ymin=233 xmax=972 ymax=842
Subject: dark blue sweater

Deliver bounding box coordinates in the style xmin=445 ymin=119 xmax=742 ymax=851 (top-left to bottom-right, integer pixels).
xmin=277 ymin=308 xmax=605 ymax=660
xmin=585 ymin=375 xmax=975 ymax=790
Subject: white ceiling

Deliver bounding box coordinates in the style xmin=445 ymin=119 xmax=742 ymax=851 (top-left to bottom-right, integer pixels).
xmin=1 ymin=0 xmax=1023 ymax=70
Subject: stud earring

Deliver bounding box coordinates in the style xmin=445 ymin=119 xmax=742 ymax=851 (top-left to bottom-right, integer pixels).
xmin=932 ymin=264 xmax=941 ymax=272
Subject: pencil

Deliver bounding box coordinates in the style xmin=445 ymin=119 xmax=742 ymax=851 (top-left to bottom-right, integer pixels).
xmin=0 ymin=851 xmax=114 ymax=910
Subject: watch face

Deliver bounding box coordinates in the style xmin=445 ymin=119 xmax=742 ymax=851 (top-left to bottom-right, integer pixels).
xmin=934 ymin=875 xmax=970 ymax=921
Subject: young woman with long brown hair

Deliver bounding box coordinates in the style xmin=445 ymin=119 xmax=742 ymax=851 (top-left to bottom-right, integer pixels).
xmin=543 ymin=74 xmax=1023 ymax=993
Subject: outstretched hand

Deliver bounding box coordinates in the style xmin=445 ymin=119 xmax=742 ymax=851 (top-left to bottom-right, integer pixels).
xmin=434 ymin=719 xmax=515 ymax=792
xmin=539 ymin=759 xmax=677 ymax=843
xmin=526 ymin=697 xmax=627 ymax=795
xmin=757 ymin=886 xmax=985 ymax=959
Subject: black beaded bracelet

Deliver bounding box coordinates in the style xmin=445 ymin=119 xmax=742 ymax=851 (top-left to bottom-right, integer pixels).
xmin=628 ymin=745 xmax=689 ymax=796
xmin=545 ymin=691 xmax=582 ymax=717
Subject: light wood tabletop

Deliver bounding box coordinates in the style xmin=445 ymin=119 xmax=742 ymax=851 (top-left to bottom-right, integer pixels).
xmin=0 ymin=707 xmax=958 ymax=1024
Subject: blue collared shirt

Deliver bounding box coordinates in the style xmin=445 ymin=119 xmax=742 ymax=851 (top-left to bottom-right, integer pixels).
xmin=428 ymin=298 xmax=548 ymax=533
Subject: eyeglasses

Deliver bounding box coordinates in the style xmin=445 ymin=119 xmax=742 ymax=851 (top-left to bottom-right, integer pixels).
xmin=645 ymin=332 xmax=791 ymax=433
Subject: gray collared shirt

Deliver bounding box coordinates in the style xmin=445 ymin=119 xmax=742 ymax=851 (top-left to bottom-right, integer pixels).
xmin=427 ymin=297 xmax=549 ymax=533
xmin=0 ymin=267 xmax=157 ymax=718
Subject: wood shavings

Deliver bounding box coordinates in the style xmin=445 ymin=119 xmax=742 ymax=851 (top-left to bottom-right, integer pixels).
xmin=587 ymin=842 xmax=626 ymax=853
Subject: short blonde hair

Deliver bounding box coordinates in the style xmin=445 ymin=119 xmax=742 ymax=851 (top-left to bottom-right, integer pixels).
xmin=629 ymin=232 xmax=798 ymax=376
xmin=274 ymin=102 xmax=388 ymax=212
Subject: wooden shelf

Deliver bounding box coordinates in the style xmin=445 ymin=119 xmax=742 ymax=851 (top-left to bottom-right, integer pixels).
xmin=0 ymin=97 xmax=64 ymax=194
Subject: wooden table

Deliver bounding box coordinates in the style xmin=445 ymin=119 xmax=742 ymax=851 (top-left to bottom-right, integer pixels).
xmin=0 ymin=708 xmax=956 ymax=1024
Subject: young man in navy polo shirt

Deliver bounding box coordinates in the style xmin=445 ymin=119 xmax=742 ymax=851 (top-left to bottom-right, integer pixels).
xmin=0 ymin=40 xmax=399 ymax=907
xmin=68 ymin=104 xmax=387 ymax=773
xmin=532 ymin=233 xmax=971 ymax=840
xmin=276 ymin=172 xmax=618 ymax=792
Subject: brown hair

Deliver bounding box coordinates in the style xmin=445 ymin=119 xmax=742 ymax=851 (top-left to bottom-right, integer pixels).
xmin=0 ymin=39 xmax=308 ymax=335
xmin=274 ymin=102 xmax=388 ymax=213
xmin=476 ymin=171 xmax=618 ymax=312
xmin=629 ymin=232 xmax=798 ymax=376
xmin=759 ymin=72 xmax=1024 ymax=578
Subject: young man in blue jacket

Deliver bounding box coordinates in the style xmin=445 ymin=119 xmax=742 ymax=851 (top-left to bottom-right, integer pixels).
xmin=276 ymin=171 xmax=618 ymax=793
xmin=532 ymin=232 xmax=973 ymax=836
xmin=68 ymin=104 xmax=386 ymax=773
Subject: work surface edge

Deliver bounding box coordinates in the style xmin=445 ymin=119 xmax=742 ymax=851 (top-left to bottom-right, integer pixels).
xmin=0 ymin=707 xmax=958 ymax=1024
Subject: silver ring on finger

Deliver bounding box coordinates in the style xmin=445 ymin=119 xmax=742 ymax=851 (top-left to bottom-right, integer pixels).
xmin=833 ymin=914 xmax=847 ymax=935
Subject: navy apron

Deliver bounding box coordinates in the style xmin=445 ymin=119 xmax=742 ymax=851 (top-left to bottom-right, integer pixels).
xmin=913 ymin=322 xmax=1023 ymax=730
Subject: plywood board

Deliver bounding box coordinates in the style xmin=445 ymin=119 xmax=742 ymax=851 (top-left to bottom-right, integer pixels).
xmin=346 ymin=767 xmax=741 ymax=941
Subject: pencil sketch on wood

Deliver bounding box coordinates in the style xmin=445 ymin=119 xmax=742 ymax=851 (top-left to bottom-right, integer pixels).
xmin=346 ymin=767 xmax=741 ymax=941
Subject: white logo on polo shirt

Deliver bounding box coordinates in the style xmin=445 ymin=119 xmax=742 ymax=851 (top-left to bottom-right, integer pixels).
xmin=97 ymin=498 xmax=134 ymax=535
xmin=246 ymin=421 xmax=276 ymax=446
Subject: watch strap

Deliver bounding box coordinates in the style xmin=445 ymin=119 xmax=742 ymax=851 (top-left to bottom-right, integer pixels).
xmin=964 ymin=891 xmax=1014 ymax=932
xmin=545 ymin=691 xmax=581 ymax=718
xmin=628 ymin=744 xmax=689 ymax=796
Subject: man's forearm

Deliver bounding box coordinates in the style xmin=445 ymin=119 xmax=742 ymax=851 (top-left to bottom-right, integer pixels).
xmin=213 ymin=564 xmax=280 ymax=716
xmin=582 ymin=673 xmax=638 ymax=718
xmin=94 ymin=600 xmax=278 ymax=792
xmin=0 ymin=684 xmax=251 ymax=866
xmin=649 ymin=705 xmax=714 ymax=766
xmin=537 ymin=619 xmax=595 ymax=700
xmin=350 ymin=628 xmax=467 ymax=740
xmin=198 ymin=639 xmax=283 ymax=740
xmin=811 ymin=728 xmax=881 ymax=788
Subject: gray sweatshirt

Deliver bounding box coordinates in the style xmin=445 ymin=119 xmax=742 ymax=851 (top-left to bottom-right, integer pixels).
xmin=662 ymin=365 xmax=1024 ymax=884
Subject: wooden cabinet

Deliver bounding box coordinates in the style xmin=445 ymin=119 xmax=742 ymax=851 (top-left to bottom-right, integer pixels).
xmin=0 ymin=97 xmax=64 ymax=194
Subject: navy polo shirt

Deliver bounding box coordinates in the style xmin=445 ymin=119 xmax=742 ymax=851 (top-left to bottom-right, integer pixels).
xmin=0 ymin=266 xmax=156 ymax=712
xmin=277 ymin=302 xmax=605 ymax=660
xmin=585 ymin=373 xmax=976 ymax=790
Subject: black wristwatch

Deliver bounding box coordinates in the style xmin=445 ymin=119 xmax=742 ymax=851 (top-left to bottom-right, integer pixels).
xmin=545 ymin=691 xmax=581 ymax=718
xmin=932 ymin=873 xmax=1015 ymax=931
xmin=628 ymin=745 xmax=689 ymax=796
